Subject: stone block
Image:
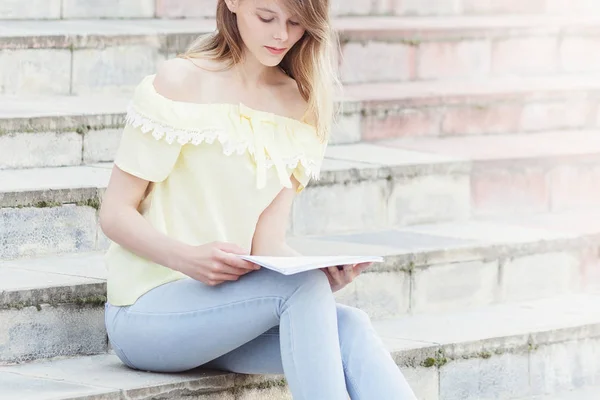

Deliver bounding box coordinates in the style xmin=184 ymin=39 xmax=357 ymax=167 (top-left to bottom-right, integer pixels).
xmin=341 ymin=42 xmax=415 ymax=83
xmin=0 ymin=205 xmax=98 ymax=260
xmin=72 ymin=46 xmax=164 ymax=95
xmin=331 ymin=0 xmax=374 ymax=16
xmin=441 ymin=104 xmax=522 ymax=136
xmin=492 ymin=37 xmax=559 ymax=75
xmin=389 ymin=174 xmax=470 ymax=226
xmin=440 ymin=353 xmax=531 ymax=400
xmin=463 ymin=0 xmax=546 ymax=14
xmin=292 ymin=180 xmax=389 ymax=235
xmin=330 ymin=112 xmax=361 ymax=145
xmin=529 ymin=339 xmax=600 ymax=395
xmin=363 ymin=108 xmax=442 ymax=140
xmin=401 ymin=366 xmax=439 ymax=400
xmin=156 ymin=0 xmax=217 ymax=18
xmin=519 ymin=100 xmax=592 ymax=132
xmin=338 ymin=271 xmax=410 ymax=319
xmin=237 ymin=386 xmax=292 ymax=400
xmin=560 ymin=37 xmax=600 ymax=73
xmin=0 ymin=305 xmax=106 ymax=364
xmin=417 ymin=40 xmax=491 ymax=79
xmin=0 ymin=132 xmax=82 ymax=169
xmin=0 ymin=0 xmax=61 ymax=19
xmin=0 ymin=49 xmax=71 ymax=95
xmin=0 ymin=373 xmax=116 ymax=399
xmin=83 ymin=129 xmax=122 ymax=164
xmin=546 ymin=0 xmax=600 ymax=14
xmin=501 ymin=252 xmax=580 ymax=302
xmin=397 ymin=0 xmax=462 ymax=15
xmin=549 ymin=164 xmax=600 ymax=212
xmin=62 ymin=0 xmax=155 ymax=18
xmin=411 ymin=260 xmax=499 ymax=313
xmin=471 ymin=166 xmax=548 ymax=216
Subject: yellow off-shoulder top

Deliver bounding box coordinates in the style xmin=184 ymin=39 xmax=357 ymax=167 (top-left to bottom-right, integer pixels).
xmin=105 ymin=74 xmax=327 ymax=306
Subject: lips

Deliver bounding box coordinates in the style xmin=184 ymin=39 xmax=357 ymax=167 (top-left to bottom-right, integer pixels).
xmin=265 ymin=46 xmax=286 ymax=55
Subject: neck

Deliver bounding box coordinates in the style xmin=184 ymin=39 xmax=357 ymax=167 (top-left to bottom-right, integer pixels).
xmin=234 ymin=46 xmax=276 ymax=88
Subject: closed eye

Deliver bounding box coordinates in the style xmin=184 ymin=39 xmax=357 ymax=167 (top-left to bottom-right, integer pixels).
xmin=259 ymin=17 xmax=274 ymax=23
xmin=289 ymin=21 xmax=300 ymax=26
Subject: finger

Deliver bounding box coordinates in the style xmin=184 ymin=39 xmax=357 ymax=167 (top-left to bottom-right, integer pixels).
xmin=215 ymin=242 xmax=249 ymax=255
xmin=204 ymin=273 xmax=239 ymax=284
xmin=353 ymin=262 xmax=372 ymax=275
xmin=327 ymin=266 xmax=343 ymax=282
xmin=213 ymin=262 xmax=254 ymax=276
xmin=216 ymin=250 xmax=260 ymax=271
xmin=342 ymin=264 xmax=355 ymax=283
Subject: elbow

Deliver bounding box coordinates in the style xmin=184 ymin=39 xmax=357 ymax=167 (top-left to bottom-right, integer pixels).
xmin=98 ymin=203 xmax=116 ymax=240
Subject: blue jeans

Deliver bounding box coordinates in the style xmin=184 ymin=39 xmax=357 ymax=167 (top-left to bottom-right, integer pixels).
xmin=104 ymin=268 xmax=417 ymax=399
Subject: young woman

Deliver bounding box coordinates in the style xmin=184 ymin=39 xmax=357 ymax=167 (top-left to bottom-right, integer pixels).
xmin=100 ymin=0 xmax=417 ymax=398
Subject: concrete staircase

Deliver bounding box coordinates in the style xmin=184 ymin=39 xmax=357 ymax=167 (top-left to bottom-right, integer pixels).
xmin=2 ymin=1 xmax=600 ymax=399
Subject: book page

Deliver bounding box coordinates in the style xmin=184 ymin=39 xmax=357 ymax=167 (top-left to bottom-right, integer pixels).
xmin=239 ymin=255 xmax=384 ymax=275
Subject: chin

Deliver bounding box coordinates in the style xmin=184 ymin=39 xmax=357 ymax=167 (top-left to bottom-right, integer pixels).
xmin=261 ymin=58 xmax=283 ymax=67
xmin=252 ymin=53 xmax=282 ymax=67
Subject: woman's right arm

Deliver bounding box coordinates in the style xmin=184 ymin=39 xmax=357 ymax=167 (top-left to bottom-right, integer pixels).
xmin=99 ymin=59 xmax=258 ymax=285
xmin=99 ymin=165 xmax=186 ymax=270
xmin=99 ymin=166 xmax=259 ymax=285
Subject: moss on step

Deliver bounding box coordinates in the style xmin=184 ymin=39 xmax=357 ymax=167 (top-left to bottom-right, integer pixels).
xmin=232 ymin=378 xmax=288 ymax=395
xmin=4 ymin=295 xmax=107 ymax=311
xmin=7 ymin=197 xmax=102 ymax=210
xmin=0 ymin=122 xmax=123 ymax=136
xmin=76 ymin=197 xmax=102 ymax=211
xmin=421 ymin=349 xmax=447 ymax=368
xmin=15 ymin=200 xmax=62 ymax=209
xmin=73 ymin=295 xmax=107 ymax=307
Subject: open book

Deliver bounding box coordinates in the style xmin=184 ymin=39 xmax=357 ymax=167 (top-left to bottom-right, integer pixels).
xmin=239 ymin=255 xmax=384 ymax=275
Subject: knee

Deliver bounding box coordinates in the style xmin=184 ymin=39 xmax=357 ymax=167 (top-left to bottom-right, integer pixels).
xmin=337 ymin=305 xmax=373 ymax=336
xmin=278 ymin=269 xmax=335 ymax=311
xmin=289 ymin=269 xmax=332 ymax=295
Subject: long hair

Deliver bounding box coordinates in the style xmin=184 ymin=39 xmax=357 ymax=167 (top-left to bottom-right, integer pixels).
xmin=178 ymin=0 xmax=340 ymax=141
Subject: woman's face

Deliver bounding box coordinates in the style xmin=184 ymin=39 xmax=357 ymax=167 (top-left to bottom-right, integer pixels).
xmin=227 ymin=0 xmax=306 ymax=67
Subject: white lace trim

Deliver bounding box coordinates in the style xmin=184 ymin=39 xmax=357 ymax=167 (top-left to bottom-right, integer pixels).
xmin=124 ymin=105 xmax=321 ymax=179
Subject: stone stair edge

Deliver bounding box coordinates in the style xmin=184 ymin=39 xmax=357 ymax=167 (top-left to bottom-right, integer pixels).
xmin=2 ymin=292 xmax=600 ymax=399
xmin=2 ymin=15 xmax=600 ymax=49
xmin=2 ymin=75 xmax=600 ymax=134
xmin=2 ymin=210 xmax=598 ymax=309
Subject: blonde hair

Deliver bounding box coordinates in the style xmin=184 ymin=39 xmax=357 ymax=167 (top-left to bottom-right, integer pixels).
xmin=178 ymin=0 xmax=340 ymax=141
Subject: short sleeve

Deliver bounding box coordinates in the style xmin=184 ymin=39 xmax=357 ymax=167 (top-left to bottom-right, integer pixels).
xmin=292 ymin=139 xmax=328 ymax=193
xmin=114 ymin=124 xmax=182 ymax=182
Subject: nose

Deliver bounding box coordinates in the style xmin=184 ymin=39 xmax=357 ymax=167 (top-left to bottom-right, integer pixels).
xmin=274 ymin=23 xmax=288 ymax=42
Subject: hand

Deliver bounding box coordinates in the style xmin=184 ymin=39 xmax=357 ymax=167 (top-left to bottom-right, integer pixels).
xmin=171 ymin=242 xmax=260 ymax=286
xmin=320 ymin=262 xmax=372 ymax=293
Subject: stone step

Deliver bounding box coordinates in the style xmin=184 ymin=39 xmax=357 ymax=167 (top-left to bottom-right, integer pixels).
xmin=1 ymin=0 xmax=599 ymax=20
xmin=387 ymin=130 xmax=600 ymax=217
xmin=344 ymin=76 xmax=600 ymax=141
xmin=2 ymin=291 xmax=600 ymax=399
xmin=2 ymin=16 xmax=600 ymax=94
xmin=0 ymin=145 xmax=471 ymax=260
xmin=3 ymin=130 xmax=600 ymax=258
xmin=528 ymin=386 xmax=600 ymax=400
xmin=2 ymin=76 xmax=600 ymax=171
xmin=2 ymin=209 xmax=600 ymax=364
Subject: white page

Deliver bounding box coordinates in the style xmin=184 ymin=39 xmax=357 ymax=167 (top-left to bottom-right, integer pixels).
xmin=239 ymin=255 xmax=384 ymax=275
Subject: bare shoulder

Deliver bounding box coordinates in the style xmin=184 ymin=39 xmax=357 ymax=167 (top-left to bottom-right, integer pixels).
xmin=152 ymin=57 xmax=225 ymax=102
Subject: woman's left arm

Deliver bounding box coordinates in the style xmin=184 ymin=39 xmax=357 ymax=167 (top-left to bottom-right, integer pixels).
xmin=251 ymin=176 xmax=371 ymax=292
xmin=251 ymin=176 xmax=302 ymax=257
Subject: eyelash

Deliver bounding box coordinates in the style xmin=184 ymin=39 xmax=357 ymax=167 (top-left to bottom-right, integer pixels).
xmin=259 ymin=17 xmax=300 ymax=26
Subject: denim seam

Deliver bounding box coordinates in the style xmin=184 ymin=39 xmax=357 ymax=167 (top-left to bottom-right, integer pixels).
xmin=124 ymin=296 xmax=286 ymax=316
xmin=284 ymin=308 xmax=306 ymax=400
xmin=109 ymin=336 xmax=137 ymax=369
xmin=343 ymin=362 xmax=363 ymax=400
